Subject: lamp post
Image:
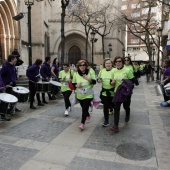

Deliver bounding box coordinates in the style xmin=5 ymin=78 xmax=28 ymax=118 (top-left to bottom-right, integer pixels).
xmin=90 ymin=30 xmax=98 ymax=68
xmin=156 ymin=27 xmax=162 ymax=81
xmin=122 ymin=49 xmax=125 ymax=57
xmin=152 ymin=48 xmax=155 ymax=66
xmin=61 ymin=0 xmax=69 ymax=65
xmin=108 ymin=43 xmax=112 ymax=58
xmin=25 ymin=0 xmax=34 ymax=66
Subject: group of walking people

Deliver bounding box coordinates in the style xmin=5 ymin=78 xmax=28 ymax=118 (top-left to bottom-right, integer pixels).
xmin=0 ymin=53 xmax=138 ymax=132
xmin=57 ymin=56 xmax=137 ymax=132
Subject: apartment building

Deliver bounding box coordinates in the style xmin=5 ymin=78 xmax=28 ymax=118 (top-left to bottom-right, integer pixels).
xmin=121 ymin=0 xmax=162 ymax=62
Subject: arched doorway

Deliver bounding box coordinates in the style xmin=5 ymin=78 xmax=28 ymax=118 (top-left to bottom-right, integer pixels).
xmin=68 ymin=45 xmax=81 ymax=64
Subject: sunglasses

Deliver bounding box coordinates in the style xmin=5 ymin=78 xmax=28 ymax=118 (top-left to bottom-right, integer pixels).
xmin=115 ymin=60 xmax=122 ymax=63
xmin=63 ymin=66 xmax=68 ymax=68
xmin=79 ymin=64 xmax=86 ymax=67
xmin=125 ymin=59 xmax=130 ymax=61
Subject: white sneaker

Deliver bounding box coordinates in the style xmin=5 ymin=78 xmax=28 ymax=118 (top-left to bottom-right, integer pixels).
xmin=89 ymin=105 xmax=93 ymax=112
xmin=64 ymin=110 xmax=69 ymax=116
xmin=68 ymin=106 xmax=71 ymax=112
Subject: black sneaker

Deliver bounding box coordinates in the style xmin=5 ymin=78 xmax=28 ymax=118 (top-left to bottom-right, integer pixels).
xmin=38 ymin=103 xmax=45 ymax=106
xmin=102 ymin=121 xmax=109 ymax=127
xmin=15 ymin=108 xmax=21 ymax=112
xmin=30 ymin=105 xmax=36 ymax=109
xmin=125 ymin=116 xmax=130 ymax=122
xmin=42 ymin=101 xmax=48 ymax=104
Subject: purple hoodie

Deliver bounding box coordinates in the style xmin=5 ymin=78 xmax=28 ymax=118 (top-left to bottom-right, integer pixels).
xmin=26 ymin=63 xmax=40 ymax=82
xmin=40 ymin=62 xmax=51 ymax=79
xmin=0 ymin=62 xmax=17 ymax=85
xmin=163 ymin=66 xmax=170 ymax=85
xmin=0 ymin=70 xmax=4 ymax=92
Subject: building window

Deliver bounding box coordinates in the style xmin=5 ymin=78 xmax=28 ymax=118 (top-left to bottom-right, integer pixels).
xmin=133 ymin=47 xmax=140 ymax=51
xmin=131 ymin=39 xmax=140 ymax=44
xmin=121 ymin=5 xmax=127 ymax=10
xmin=131 ymin=12 xmax=140 ymax=18
xmin=131 ymin=4 xmax=140 ymax=9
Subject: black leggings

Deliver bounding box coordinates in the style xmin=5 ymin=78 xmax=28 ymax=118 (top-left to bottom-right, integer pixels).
xmin=101 ymin=96 xmax=113 ymax=123
xmin=78 ymin=98 xmax=93 ymax=124
xmin=62 ymin=90 xmax=72 ymax=110
xmin=114 ymin=96 xmax=131 ymax=126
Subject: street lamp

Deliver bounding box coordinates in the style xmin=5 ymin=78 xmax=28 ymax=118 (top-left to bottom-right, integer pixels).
xmin=25 ymin=0 xmax=34 ymax=66
xmin=156 ymin=27 xmax=162 ymax=81
xmin=61 ymin=0 xmax=69 ymax=65
xmin=108 ymin=43 xmax=112 ymax=58
xmin=122 ymin=49 xmax=125 ymax=57
xmin=152 ymin=48 xmax=155 ymax=66
xmin=90 ymin=30 xmax=98 ymax=68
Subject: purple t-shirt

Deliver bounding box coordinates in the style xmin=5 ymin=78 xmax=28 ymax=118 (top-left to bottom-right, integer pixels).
xmin=163 ymin=66 xmax=170 ymax=85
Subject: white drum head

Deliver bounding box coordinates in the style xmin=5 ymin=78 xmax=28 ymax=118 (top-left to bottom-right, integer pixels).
xmin=0 ymin=93 xmax=18 ymax=103
xmin=37 ymin=81 xmax=50 ymax=85
xmin=50 ymin=81 xmax=61 ymax=87
xmin=164 ymin=83 xmax=170 ymax=89
xmin=13 ymin=86 xmax=30 ymax=94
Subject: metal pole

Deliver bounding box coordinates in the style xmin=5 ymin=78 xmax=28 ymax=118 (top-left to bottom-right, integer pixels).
xmin=156 ymin=37 xmax=160 ymax=80
xmin=61 ymin=5 xmax=66 ymax=65
xmin=92 ymin=40 xmax=94 ymax=68
xmin=28 ymin=5 xmax=32 ymax=66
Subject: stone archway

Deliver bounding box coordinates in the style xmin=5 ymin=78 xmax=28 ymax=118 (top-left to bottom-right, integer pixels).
xmin=0 ymin=0 xmax=18 ymax=64
xmin=68 ymin=45 xmax=81 ymax=64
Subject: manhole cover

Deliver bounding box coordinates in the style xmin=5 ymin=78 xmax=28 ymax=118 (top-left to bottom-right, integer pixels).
xmin=116 ymin=143 xmax=152 ymax=160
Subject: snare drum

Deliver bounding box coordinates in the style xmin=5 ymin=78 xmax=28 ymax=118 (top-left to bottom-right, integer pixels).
xmin=36 ymin=81 xmax=51 ymax=93
xmin=12 ymin=86 xmax=30 ymax=102
xmin=0 ymin=93 xmax=18 ymax=120
xmin=50 ymin=81 xmax=61 ymax=95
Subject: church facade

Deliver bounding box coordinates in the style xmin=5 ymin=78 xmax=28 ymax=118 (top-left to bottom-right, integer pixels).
xmin=0 ymin=0 xmax=125 ymax=66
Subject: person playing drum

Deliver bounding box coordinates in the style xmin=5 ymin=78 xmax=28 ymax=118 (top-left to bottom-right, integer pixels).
xmin=26 ymin=59 xmax=44 ymax=109
xmin=40 ymin=56 xmax=56 ymax=103
xmin=51 ymin=57 xmax=59 ymax=80
xmin=51 ymin=57 xmax=60 ymax=97
xmin=0 ymin=54 xmax=21 ymax=112
xmin=59 ymin=63 xmax=74 ymax=116
xmin=0 ymin=70 xmax=5 ymax=93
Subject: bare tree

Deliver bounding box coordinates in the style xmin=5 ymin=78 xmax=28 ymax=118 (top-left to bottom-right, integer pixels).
xmin=67 ymin=0 xmax=96 ymax=60
xmin=68 ymin=0 xmax=123 ymax=60
xmin=119 ymin=0 xmax=162 ymax=63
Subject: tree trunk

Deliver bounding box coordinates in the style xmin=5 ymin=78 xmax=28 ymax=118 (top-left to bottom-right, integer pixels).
xmin=102 ymin=35 xmax=105 ymax=59
xmin=61 ymin=6 xmax=66 ymax=65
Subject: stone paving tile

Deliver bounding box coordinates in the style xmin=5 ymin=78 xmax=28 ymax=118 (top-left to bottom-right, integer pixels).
xmin=1 ymin=118 xmax=71 ymax=143
xmin=159 ymin=114 xmax=170 ymax=127
xmin=83 ymin=122 xmax=155 ymax=157
xmin=40 ymin=104 xmax=81 ymax=119
xmin=119 ymin=111 xmax=150 ymax=125
xmin=66 ymin=157 xmax=158 ymax=170
xmin=0 ymin=143 xmax=38 ymax=170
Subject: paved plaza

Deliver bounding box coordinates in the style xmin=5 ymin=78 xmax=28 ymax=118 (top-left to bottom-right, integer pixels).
xmin=0 ymin=77 xmax=170 ymax=170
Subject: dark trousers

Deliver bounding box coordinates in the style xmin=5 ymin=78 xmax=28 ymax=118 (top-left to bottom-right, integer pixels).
xmin=102 ymin=96 xmax=113 ymax=123
xmin=41 ymin=79 xmax=51 ymax=101
xmin=114 ymin=96 xmax=131 ymax=126
xmin=78 ymin=98 xmax=93 ymax=124
xmin=62 ymin=90 xmax=72 ymax=110
xmin=163 ymin=87 xmax=170 ymax=102
xmin=29 ymin=81 xmax=41 ymax=106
